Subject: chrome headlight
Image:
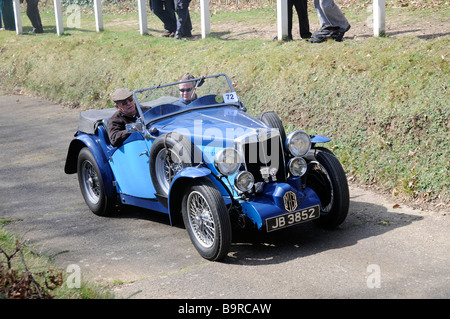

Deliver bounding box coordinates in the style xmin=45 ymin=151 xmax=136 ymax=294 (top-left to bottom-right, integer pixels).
xmin=285 ymin=130 xmax=311 ymax=157
xmin=288 ymin=157 xmax=308 ymax=177
xmin=235 ymin=171 xmax=255 ymax=192
xmin=214 ymin=148 xmax=241 ymax=176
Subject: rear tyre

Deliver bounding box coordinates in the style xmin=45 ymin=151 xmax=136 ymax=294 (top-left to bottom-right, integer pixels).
xmin=181 ymin=178 xmax=231 ymax=261
xmin=306 ymin=148 xmax=349 ymax=228
xmin=77 ymin=147 xmax=115 ymax=216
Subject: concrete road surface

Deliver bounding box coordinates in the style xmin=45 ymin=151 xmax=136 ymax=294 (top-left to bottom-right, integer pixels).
xmin=0 ymin=92 xmax=448 ymax=299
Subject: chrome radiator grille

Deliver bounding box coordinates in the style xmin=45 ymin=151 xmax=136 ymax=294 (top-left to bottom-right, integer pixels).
xmin=237 ymin=129 xmax=286 ymax=183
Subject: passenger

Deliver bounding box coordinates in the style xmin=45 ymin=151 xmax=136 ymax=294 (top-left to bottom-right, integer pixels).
xmin=174 ymin=73 xmax=197 ymax=106
xmin=108 ymin=88 xmax=139 ymax=147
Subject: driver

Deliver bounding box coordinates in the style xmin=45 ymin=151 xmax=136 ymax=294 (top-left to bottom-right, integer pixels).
xmin=108 ymin=88 xmax=139 ymax=147
xmin=174 ymin=73 xmax=197 ymax=106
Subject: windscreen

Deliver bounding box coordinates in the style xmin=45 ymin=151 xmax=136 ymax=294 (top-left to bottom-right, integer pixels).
xmin=134 ymin=74 xmax=240 ymax=124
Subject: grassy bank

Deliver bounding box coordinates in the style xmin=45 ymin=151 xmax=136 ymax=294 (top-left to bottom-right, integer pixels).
xmin=0 ymin=223 xmax=114 ymax=298
xmin=0 ymin=2 xmax=448 ymax=206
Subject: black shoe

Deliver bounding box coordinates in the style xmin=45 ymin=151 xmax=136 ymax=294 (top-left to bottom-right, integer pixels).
xmin=301 ymin=32 xmax=312 ymax=39
xmin=162 ymin=30 xmax=175 ymax=37
xmin=309 ymin=26 xmax=339 ymax=43
xmin=335 ymin=25 xmax=351 ymax=42
xmin=341 ymin=24 xmax=351 ymax=33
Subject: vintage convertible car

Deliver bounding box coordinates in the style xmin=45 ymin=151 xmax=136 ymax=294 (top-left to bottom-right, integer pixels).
xmin=64 ymin=74 xmax=349 ymax=261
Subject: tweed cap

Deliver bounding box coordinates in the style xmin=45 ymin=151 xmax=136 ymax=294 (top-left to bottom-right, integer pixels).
xmin=111 ymin=88 xmax=133 ymax=102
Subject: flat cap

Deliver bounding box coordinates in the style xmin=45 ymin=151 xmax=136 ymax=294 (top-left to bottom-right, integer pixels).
xmin=111 ymin=88 xmax=133 ymax=102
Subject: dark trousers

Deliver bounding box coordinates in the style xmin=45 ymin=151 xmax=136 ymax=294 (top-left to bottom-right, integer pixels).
xmin=288 ymin=0 xmax=311 ymax=39
xmin=150 ymin=0 xmax=177 ymax=33
xmin=26 ymin=0 xmax=43 ymax=32
xmin=0 ymin=0 xmax=16 ymax=31
xmin=175 ymin=0 xmax=192 ymax=37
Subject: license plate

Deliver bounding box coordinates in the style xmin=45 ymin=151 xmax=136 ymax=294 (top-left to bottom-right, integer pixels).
xmin=266 ymin=205 xmax=320 ymax=232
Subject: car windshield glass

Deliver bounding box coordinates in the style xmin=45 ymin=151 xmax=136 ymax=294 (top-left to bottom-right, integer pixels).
xmin=134 ymin=74 xmax=240 ymax=124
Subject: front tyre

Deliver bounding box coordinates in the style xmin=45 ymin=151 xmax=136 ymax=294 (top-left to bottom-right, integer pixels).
xmin=306 ymin=147 xmax=349 ymax=228
xmin=257 ymin=111 xmax=287 ymax=145
xmin=181 ymin=178 xmax=231 ymax=261
xmin=77 ymin=147 xmax=115 ymax=216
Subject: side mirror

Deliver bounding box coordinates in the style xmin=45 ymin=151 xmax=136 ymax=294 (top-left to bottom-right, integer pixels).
xmin=239 ymin=101 xmax=247 ymax=112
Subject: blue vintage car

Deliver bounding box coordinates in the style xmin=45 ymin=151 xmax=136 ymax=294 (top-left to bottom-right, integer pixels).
xmin=64 ymin=74 xmax=349 ymax=261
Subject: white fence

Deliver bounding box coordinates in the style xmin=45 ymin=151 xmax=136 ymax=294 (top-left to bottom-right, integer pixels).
xmin=12 ymin=0 xmax=386 ymax=38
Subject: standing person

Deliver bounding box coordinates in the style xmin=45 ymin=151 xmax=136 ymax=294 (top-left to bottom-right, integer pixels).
xmin=150 ymin=0 xmax=177 ymax=37
xmin=288 ymin=0 xmax=311 ymax=40
xmin=174 ymin=0 xmax=192 ymax=39
xmin=108 ymin=88 xmax=139 ymax=147
xmin=310 ymin=0 xmax=350 ymax=43
xmin=0 ymin=0 xmax=15 ymax=31
xmin=26 ymin=0 xmax=43 ymax=33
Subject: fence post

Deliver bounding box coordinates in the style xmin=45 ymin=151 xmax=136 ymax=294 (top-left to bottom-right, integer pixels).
xmin=137 ymin=0 xmax=148 ymax=35
xmin=94 ymin=0 xmax=103 ymax=32
xmin=277 ymin=0 xmax=288 ymax=40
xmin=200 ymin=0 xmax=210 ymax=38
xmin=373 ymin=0 xmax=385 ymax=36
xmin=54 ymin=0 xmax=64 ymax=35
xmin=12 ymin=0 xmax=22 ymax=34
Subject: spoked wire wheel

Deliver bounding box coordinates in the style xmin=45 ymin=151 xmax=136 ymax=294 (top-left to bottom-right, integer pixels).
xmin=80 ymin=160 xmax=101 ymax=205
xmin=77 ymin=147 xmax=115 ymax=216
xmin=306 ymin=148 xmax=349 ymax=228
xmin=154 ymin=148 xmax=184 ymax=195
xmin=186 ymin=191 xmax=215 ymax=248
xmin=149 ymin=133 xmax=200 ymax=197
xmin=307 ymin=161 xmax=334 ymax=213
xmin=181 ymin=178 xmax=231 ymax=261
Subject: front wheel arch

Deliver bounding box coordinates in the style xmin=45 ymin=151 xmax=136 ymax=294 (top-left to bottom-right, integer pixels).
xmin=168 ymin=170 xmax=211 ymax=226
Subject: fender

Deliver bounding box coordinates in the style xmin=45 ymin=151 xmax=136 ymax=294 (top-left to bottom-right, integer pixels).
xmin=167 ymin=167 xmax=211 ymax=225
xmin=64 ymin=132 xmax=116 ymax=199
xmin=310 ymin=134 xmax=331 ymax=144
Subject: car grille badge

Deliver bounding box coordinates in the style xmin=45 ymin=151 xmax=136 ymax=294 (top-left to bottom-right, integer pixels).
xmin=283 ymin=191 xmax=298 ymax=212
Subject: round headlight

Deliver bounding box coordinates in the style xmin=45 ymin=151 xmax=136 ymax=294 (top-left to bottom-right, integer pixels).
xmin=235 ymin=171 xmax=255 ymax=192
xmin=288 ymin=157 xmax=308 ymax=177
xmin=285 ymin=130 xmax=311 ymax=157
xmin=214 ymin=148 xmax=241 ymax=176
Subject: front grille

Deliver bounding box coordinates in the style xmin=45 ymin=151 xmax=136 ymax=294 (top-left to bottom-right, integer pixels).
xmin=238 ymin=129 xmax=286 ymax=183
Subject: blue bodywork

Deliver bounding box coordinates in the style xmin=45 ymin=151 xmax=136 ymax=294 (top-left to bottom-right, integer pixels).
xmin=65 ymin=74 xmax=328 ymax=231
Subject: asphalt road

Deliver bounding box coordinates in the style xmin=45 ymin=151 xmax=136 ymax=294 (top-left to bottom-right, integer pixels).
xmin=0 ymin=93 xmax=448 ymax=299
